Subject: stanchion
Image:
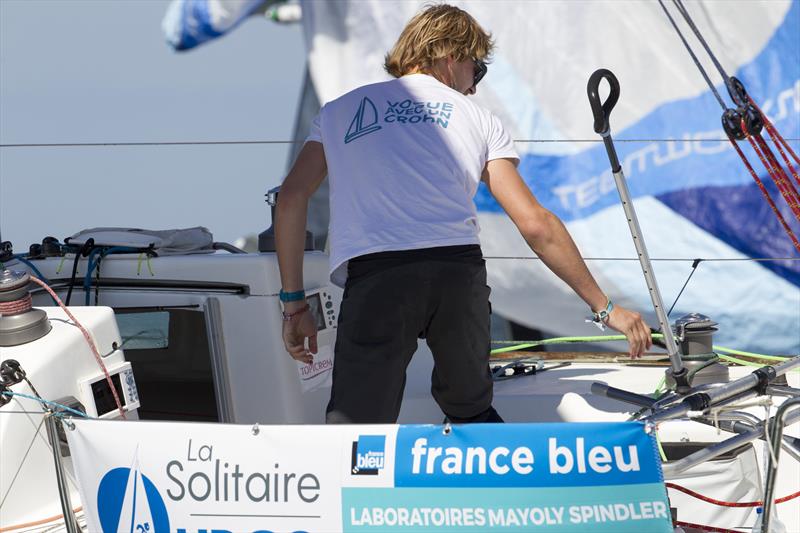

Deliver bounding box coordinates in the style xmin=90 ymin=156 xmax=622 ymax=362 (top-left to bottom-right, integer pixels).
xmin=44 ymin=412 xmax=79 ymax=533
xmin=762 ymin=397 xmax=800 ymax=532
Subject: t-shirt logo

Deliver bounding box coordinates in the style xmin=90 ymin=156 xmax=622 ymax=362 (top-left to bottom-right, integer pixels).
xmin=344 ymin=97 xmax=382 ymax=144
xmin=384 ymin=99 xmax=454 ymax=128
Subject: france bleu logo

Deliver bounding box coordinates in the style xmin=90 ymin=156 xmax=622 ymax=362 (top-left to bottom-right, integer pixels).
xmin=344 ymin=97 xmax=381 ymax=144
xmin=351 ymin=435 xmax=386 ymax=475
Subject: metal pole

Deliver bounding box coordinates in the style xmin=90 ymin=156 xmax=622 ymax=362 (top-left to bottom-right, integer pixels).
xmin=586 ymin=69 xmax=686 ymax=383
xmin=766 ymin=385 xmax=800 ymax=398
xmin=769 ymin=355 xmax=800 ymax=377
xmin=610 ymin=167 xmax=683 ymax=373
xmin=762 ymin=397 xmax=800 ymax=533
xmin=44 ymin=412 xmax=79 ymax=533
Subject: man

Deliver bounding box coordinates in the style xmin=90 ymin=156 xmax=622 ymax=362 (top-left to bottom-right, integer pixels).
xmin=276 ymin=4 xmax=651 ymax=424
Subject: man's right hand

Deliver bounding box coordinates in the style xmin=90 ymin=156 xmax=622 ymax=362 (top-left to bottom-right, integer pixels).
xmin=604 ymin=305 xmax=652 ymax=359
xmin=281 ymin=301 xmax=318 ymax=365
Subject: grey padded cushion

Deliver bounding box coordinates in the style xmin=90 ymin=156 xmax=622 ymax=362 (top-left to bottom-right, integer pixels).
xmin=66 ymin=227 xmax=214 ymax=255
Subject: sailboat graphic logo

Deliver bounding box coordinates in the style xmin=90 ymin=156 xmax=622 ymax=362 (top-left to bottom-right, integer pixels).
xmin=344 ymin=97 xmax=382 ymax=144
xmin=97 ymin=450 xmax=170 ymax=533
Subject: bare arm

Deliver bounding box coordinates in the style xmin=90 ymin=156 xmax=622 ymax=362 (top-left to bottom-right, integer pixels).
xmin=275 ymin=141 xmax=328 ymax=363
xmin=482 ymin=158 xmax=652 ymax=358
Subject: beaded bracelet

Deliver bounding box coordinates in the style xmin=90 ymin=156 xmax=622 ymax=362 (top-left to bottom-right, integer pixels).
xmin=282 ymin=304 xmax=310 ymax=322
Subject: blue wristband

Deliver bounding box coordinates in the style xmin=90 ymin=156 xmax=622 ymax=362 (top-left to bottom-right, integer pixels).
xmin=279 ymin=289 xmax=306 ymax=302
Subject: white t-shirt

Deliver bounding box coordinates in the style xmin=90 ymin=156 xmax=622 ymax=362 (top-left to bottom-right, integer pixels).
xmin=306 ymin=73 xmax=519 ymax=287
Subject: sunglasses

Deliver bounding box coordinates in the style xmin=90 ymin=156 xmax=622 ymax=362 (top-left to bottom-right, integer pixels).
xmin=472 ymin=58 xmax=488 ymax=88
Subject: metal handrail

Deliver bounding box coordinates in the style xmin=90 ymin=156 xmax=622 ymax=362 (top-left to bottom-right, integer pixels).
xmin=661 ymin=405 xmax=800 ymax=477
xmin=762 ymin=397 xmax=800 ymax=533
xmin=647 ymin=356 xmax=800 ymax=424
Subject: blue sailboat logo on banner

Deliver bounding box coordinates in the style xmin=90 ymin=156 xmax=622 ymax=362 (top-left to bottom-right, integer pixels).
xmin=97 ymin=447 xmax=170 ymax=533
xmin=344 ymin=97 xmax=381 ymax=144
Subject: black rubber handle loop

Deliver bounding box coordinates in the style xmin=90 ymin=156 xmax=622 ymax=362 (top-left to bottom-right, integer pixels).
xmin=587 ymin=69 xmax=620 ymax=135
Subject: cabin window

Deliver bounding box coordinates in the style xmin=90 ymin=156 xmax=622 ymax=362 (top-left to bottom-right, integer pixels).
xmin=116 ymin=311 xmax=169 ymax=350
xmin=115 ymin=308 xmax=219 ymax=422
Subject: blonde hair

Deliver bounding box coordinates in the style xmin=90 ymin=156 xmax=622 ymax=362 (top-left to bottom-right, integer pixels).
xmin=384 ymin=4 xmax=494 ymax=78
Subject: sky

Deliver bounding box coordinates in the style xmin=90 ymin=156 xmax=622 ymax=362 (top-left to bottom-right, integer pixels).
xmin=0 ymin=0 xmax=307 ymax=251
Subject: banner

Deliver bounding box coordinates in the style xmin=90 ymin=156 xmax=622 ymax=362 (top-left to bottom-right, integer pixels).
xmin=67 ymin=419 xmax=671 ymax=532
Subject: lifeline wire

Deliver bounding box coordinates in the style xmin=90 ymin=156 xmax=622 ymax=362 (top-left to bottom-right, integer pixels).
xmin=1 ymin=138 xmax=797 ymax=148
xmin=0 ymin=391 xmax=90 ymax=419
xmin=0 ymin=417 xmax=45 ymax=511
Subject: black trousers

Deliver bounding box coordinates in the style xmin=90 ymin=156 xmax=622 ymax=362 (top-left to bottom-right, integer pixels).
xmin=326 ymin=245 xmax=501 ymax=424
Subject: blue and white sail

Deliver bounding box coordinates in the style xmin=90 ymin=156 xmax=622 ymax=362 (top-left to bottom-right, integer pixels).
xmin=162 ymin=0 xmax=270 ymax=51
xmin=160 ymin=0 xmax=799 ymax=353
xmin=297 ymin=0 xmax=799 ymax=353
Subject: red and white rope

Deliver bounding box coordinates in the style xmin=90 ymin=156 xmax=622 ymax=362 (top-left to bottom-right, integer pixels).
xmin=727 ymin=137 xmax=800 ymax=253
xmin=666 ymin=482 xmax=800 ymax=508
xmin=0 ymin=293 xmax=32 ymax=316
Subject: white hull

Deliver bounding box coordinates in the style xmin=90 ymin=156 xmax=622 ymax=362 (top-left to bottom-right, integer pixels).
xmin=1 ymin=252 xmax=798 ymax=532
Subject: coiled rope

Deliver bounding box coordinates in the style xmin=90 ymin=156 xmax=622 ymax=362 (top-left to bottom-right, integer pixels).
xmin=0 ymin=294 xmax=32 ymax=316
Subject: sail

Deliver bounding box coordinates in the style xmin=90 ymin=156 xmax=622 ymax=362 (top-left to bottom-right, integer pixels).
xmin=116 ymin=453 xmax=155 ymax=533
xmin=162 ymin=0 xmax=270 ymax=51
xmin=298 ymin=0 xmax=800 ymax=353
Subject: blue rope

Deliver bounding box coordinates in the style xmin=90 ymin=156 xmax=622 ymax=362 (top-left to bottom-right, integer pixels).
xmin=10 ymin=255 xmax=58 ymax=304
xmin=1 ymin=390 xmax=91 ymax=419
xmin=83 ymin=248 xmax=103 ymax=305
xmin=11 ymin=255 xmax=49 ymax=283
xmin=83 ymin=246 xmax=142 ymax=305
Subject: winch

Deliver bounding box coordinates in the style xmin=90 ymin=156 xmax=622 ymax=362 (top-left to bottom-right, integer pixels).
xmin=668 ymin=312 xmax=730 ymax=387
xmin=0 ymin=269 xmax=51 ymax=346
